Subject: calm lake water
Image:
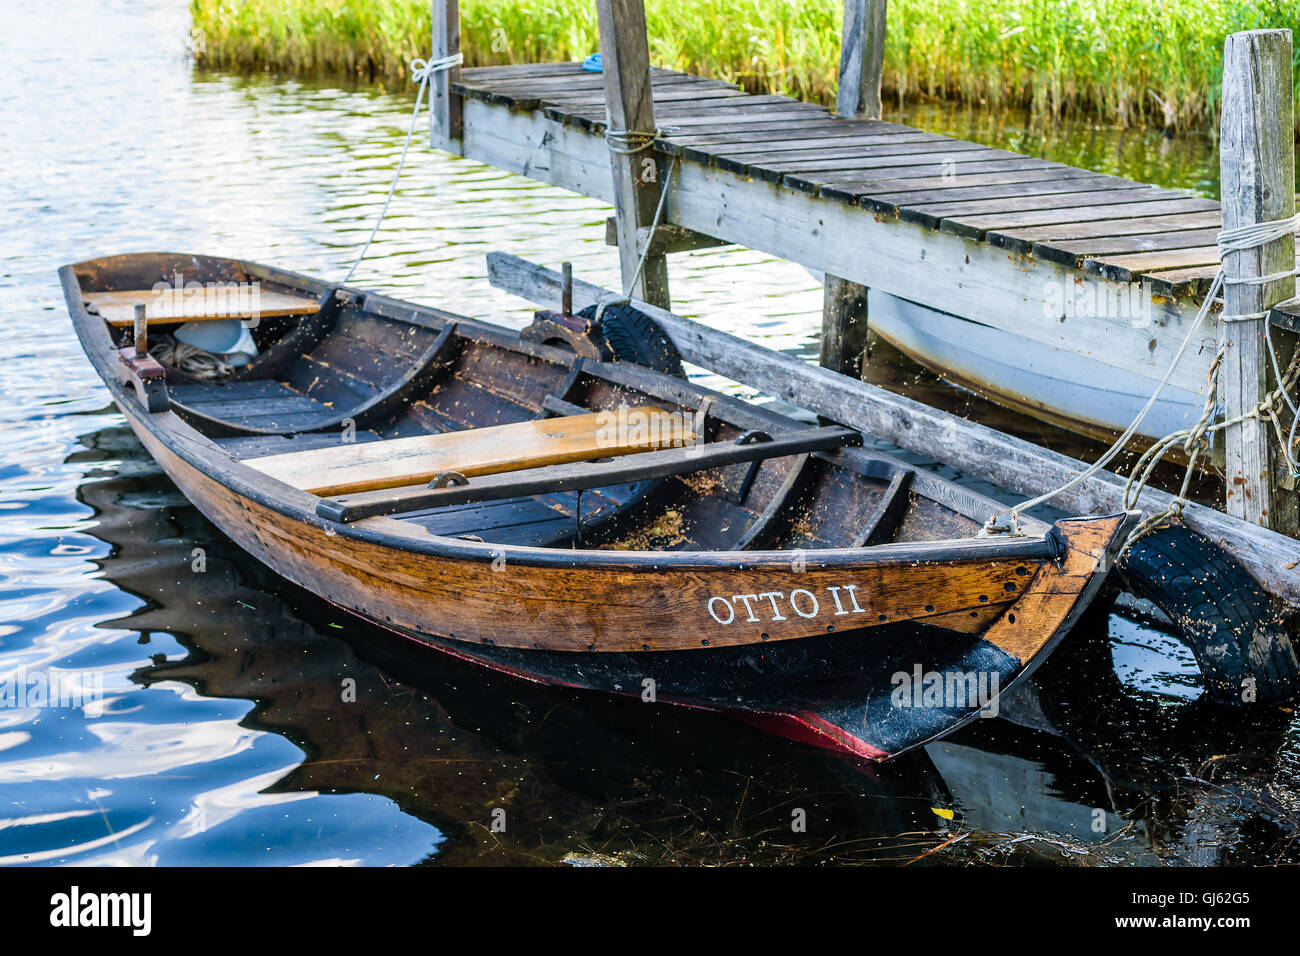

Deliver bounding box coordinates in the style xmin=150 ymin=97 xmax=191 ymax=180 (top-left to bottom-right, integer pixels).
xmin=2 ymin=0 xmax=1298 ymax=866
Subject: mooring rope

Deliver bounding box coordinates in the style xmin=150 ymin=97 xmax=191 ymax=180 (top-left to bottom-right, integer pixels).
xmin=593 ymin=153 xmax=680 ymax=320
xmin=341 ymin=52 xmax=463 ymax=285
xmin=603 ymin=127 xmax=660 ymax=155
xmin=987 ymin=213 xmax=1300 ymax=547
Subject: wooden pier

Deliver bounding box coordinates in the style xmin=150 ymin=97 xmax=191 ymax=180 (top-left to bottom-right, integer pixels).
xmin=427 ymin=2 xmax=1299 ymax=607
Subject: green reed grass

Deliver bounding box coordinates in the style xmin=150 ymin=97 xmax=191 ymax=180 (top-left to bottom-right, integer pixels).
xmin=190 ymin=0 xmax=1300 ymax=132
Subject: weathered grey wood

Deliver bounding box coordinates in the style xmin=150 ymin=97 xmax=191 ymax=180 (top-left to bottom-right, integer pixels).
xmin=1086 ymin=246 xmax=1221 ymax=283
xmin=838 ymin=0 xmax=887 ymax=121
xmin=460 ymin=103 xmax=1215 ymax=395
xmin=822 ymin=167 xmax=1100 ymax=203
xmin=1033 ymin=228 xmax=1223 ymax=266
xmin=942 ymin=196 xmax=1220 ymax=240
xmin=1219 ymin=29 xmax=1298 ymax=534
xmin=596 ymin=0 xmax=670 ymax=308
xmin=821 ymin=275 xmax=869 ymax=376
xmin=769 ymin=146 xmax=1011 ymax=176
xmin=711 ymin=131 xmax=937 ymax=161
xmin=486 ymin=252 xmax=1300 ymax=607
xmin=603 ymin=218 xmax=729 ymax=254
xmin=663 ymin=120 xmax=906 ymax=151
xmin=900 ymin=185 xmax=1181 ymax=229
xmin=789 ymin=158 xmax=1060 ymax=193
xmin=986 ymin=211 xmax=1224 ymax=252
xmin=823 ymin=0 xmax=886 ymax=378
xmin=430 ymin=1 xmax=462 ymax=147
xmin=748 ymin=138 xmax=979 ymax=184
xmin=861 ymin=174 xmax=1142 ymax=214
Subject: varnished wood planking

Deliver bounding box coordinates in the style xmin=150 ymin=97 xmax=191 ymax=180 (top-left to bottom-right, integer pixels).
xmin=247 ymin=405 xmax=692 ymax=496
xmin=86 ymin=288 xmax=320 ymax=326
xmin=64 ymin=252 xmax=1138 ymax=665
xmin=981 ymin=514 xmax=1127 ymax=663
xmin=126 ymin=403 xmax=1080 ymax=653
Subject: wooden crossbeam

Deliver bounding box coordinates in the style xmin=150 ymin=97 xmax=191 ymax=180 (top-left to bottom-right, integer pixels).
xmin=86 ymin=289 xmax=320 ymax=327
xmin=315 ymin=426 xmax=860 ymax=523
xmin=250 ymin=405 xmax=693 ymax=498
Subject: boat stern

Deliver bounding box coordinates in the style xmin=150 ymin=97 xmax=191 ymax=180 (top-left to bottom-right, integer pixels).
xmin=746 ymin=512 xmax=1139 ymax=761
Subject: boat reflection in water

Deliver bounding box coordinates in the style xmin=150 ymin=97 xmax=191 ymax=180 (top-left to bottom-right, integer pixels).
xmin=70 ymin=421 xmax=1300 ymax=866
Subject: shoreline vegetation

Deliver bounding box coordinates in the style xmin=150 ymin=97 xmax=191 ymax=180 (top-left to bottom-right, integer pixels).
xmin=191 ymin=0 xmax=1300 ymax=134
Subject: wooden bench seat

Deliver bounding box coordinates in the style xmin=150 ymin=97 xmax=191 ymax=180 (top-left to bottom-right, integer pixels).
xmin=246 ymin=406 xmax=695 ymax=497
xmin=85 ymin=288 xmax=321 ymax=327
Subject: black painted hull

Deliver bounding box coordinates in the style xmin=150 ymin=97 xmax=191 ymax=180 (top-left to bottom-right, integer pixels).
xmin=364 ymin=612 xmax=1035 ymax=761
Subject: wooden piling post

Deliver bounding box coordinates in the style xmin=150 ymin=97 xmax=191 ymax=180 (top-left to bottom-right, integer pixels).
xmin=1218 ymin=29 xmax=1297 ymax=534
xmin=838 ymin=0 xmax=887 ymax=122
xmin=821 ymin=0 xmax=886 ymax=377
xmin=430 ymin=0 xmax=462 ymax=148
xmin=595 ymin=0 xmax=670 ymax=309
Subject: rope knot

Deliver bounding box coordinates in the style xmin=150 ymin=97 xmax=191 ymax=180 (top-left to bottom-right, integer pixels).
xmin=411 ymin=52 xmax=463 ymax=85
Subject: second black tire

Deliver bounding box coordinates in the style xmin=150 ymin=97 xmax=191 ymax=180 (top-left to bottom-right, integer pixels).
xmin=1119 ymin=524 xmax=1298 ymax=705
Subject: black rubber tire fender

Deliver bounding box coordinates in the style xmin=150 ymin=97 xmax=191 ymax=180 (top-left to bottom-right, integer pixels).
xmin=578 ymin=303 xmax=685 ymax=377
xmin=1119 ymin=524 xmax=1299 ymax=705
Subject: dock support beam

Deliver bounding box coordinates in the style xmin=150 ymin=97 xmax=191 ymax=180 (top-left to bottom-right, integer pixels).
xmin=430 ymin=1 xmax=462 ymax=148
xmin=596 ymin=0 xmax=670 ymax=309
xmin=821 ymin=0 xmax=887 ymax=377
xmin=1218 ymin=29 xmax=1297 ymax=535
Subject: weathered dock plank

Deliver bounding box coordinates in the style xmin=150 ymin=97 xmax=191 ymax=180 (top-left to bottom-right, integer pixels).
xmin=452 ymin=95 xmax=1219 ymax=398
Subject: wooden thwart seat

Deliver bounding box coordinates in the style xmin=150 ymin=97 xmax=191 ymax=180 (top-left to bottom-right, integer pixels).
xmin=247 ymin=405 xmax=696 ymax=498
xmin=315 ymin=425 xmax=861 ymax=524
xmin=85 ymin=288 xmax=321 ymax=327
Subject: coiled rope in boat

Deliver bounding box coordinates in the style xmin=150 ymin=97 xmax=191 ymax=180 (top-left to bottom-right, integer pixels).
xmin=148 ymin=336 xmax=234 ymax=380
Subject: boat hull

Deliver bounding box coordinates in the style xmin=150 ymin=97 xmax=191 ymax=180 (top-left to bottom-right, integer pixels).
xmin=116 ymin=398 xmax=1129 ymax=759
xmin=64 ymin=251 xmax=1134 ymax=760
xmin=868 ymin=290 xmax=1206 ymax=444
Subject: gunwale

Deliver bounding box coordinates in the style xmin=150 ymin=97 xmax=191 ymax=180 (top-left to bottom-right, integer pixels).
xmin=61 ymin=252 xmax=1132 ymax=660
xmin=60 ymin=253 xmax=1059 ymax=577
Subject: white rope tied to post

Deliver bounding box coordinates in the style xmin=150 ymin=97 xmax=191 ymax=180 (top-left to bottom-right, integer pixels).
xmin=603 ymin=127 xmax=660 ymax=155
xmin=341 ymin=52 xmax=463 ymax=284
xmin=1216 ymin=212 xmax=1300 ymax=321
xmin=985 ymin=209 xmax=1300 ymax=543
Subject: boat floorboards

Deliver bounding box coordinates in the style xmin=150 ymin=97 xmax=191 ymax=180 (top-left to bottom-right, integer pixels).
xmin=399 ymin=488 xmax=625 ymax=546
xmin=218 ymin=429 xmax=384 ymax=458
xmin=172 ymin=380 xmax=344 ymax=432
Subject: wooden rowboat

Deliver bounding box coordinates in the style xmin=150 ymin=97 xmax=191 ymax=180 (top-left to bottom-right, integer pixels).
xmin=61 ymin=252 xmax=1135 ymax=761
